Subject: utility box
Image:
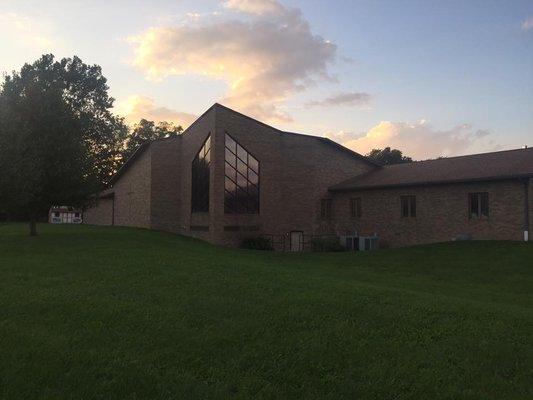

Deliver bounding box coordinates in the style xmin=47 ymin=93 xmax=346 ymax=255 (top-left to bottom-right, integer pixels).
xmin=359 ymin=236 xmax=379 ymax=251
xmin=340 ymin=235 xmax=379 ymax=251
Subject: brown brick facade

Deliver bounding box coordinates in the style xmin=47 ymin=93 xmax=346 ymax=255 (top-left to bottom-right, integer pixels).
xmin=209 ymin=105 xmax=374 ymax=247
xmin=83 ymin=197 xmax=113 ymax=226
xmin=330 ymin=179 xmax=531 ymax=247
xmin=113 ymin=145 xmax=152 ymax=228
xmin=84 ymin=104 xmax=532 ymax=249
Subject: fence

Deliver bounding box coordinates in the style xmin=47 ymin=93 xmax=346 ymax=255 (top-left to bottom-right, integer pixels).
xmin=261 ymin=233 xmax=341 ymax=252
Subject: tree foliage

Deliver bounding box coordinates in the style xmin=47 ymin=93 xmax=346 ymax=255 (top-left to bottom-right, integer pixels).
xmin=366 ymin=147 xmax=413 ymax=165
xmin=0 ymin=54 xmax=127 ymax=234
xmin=121 ymin=119 xmax=182 ymax=161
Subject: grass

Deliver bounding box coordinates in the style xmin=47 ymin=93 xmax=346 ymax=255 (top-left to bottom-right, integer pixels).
xmin=0 ymin=223 xmax=532 ymax=399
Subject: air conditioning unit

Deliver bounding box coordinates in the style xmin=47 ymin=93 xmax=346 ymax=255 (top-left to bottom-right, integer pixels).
xmin=340 ymin=234 xmax=379 ymax=251
xmin=359 ymin=235 xmax=379 ymax=251
xmin=340 ymin=235 xmax=358 ymax=251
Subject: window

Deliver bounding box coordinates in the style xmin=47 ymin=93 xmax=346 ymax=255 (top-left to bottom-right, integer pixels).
xmin=469 ymin=192 xmax=489 ymax=218
xmin=321 ymin=199 xmax=332 ymax=219
xmin=401 ymin=195 xmax=416 ymax=218
xmin=74 ymin=213 xmax=80 ymax=218
xmin=191 ymin=135 xmax=211 ymax=212
xmin=350 ymin=198 xmax=362 ymax=218
xmin=53 ymin=212 xmax=60 ymax=217
xmin=224 ymin=133 xmax=260 ymax=214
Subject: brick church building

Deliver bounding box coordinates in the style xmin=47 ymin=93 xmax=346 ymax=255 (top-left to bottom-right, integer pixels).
xmin=84 ymin=103 xmax=533 ymax=250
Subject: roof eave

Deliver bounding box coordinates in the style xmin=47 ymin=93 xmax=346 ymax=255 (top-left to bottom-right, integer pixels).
xmin=109 ymin=142 xmax=150 ymax=185
xmin=329 ymin=173 xmax=533 ymax=192
xmin=214 ymin=103 xmax=381 ymax=168
xmin=319 ymin=137 xmax=382 ymax=168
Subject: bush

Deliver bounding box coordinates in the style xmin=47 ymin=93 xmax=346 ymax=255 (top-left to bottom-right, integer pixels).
xmin=240 ymin=237 xmax=274 ymax=251
xmin=311 ymin=236 xmax=345 ymax=252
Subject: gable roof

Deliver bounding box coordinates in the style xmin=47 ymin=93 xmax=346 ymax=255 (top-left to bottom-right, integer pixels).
xmin=213 ymin=103 xmax=380 ymax=167
xmin=109 ymin=103 xmax=379 ymax=185
xmin=109 ymin=142 xmax=152 ymax=185
xmin=109 ymin=104 xmax=219 ymax=186
xmin=329 ymin=147 xmax=533 ymax=191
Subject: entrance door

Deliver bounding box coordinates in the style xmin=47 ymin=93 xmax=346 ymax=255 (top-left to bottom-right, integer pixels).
xmin=290 ymin=231 xmax=303 ymax=252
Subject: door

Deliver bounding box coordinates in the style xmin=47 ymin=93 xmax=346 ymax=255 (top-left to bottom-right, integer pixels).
xmin=290 ymin=231 xmax=303 ymax=252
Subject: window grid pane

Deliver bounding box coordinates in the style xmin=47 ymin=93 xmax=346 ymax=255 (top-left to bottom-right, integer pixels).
xmin=225 ymin=148 xmax=236 ymax=167
xmin=249 ymin=156 xmax=259 ymax=173
xmin=225 ymin=135 xmax=236 ymax=154
xmin=224 ymin=133 xmax=260 ymax=214
xmin=191 ymin=135 xmax=211 ymax=213
xmin=225 ymin=162 xmax=236 ymax=182
xmin=237 ymin=144 xmax=247 ymax=163
xmin=248 ymin=169 xmax=259 ymax=186
xmin=237 ymin=158 xmax=247 ymax=177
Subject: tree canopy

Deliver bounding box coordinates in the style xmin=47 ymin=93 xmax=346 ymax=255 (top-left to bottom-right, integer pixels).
xmin=121 ymin=119 xmax=182 ymax=162
xmin=0 ymin=54 xmax=128 ymax=234
xmin=366 ymin=147 xmax=413 ymax=165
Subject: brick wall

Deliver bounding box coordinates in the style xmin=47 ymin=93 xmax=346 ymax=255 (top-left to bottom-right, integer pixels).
xmin=330 ymin=179 xmax=528 ymax=247
xmin=177 ymin=107 xmax=216 ymax=242
xmin=83 ymin=103 xmax=531 ymax=249
xmin=150 ymin=137 xmax=182 ymax=233
xmin=83 ymin=197 xmax=113 ymax=225
xmin=113 ymin=146 xmax=152 ymax=228
xmin=210 ymin=105 xmax=376 ymax=247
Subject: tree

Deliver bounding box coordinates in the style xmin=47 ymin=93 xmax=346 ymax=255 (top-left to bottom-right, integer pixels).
xmin=53 ymin=55 xmax=128 ymax=186
xmin=121 ymin=119 xmax=182 ymax=161
xmin=0 ymin=54 xmax=126 ymax=235
xmin=366 ymin=147 xmax=413 ymax=165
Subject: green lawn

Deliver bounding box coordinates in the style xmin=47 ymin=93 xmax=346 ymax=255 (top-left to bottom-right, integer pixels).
xmin=0 ymin=224 xmax=532 ymax=399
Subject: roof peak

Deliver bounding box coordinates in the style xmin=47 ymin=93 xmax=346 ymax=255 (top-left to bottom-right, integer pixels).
xmin=210 ymin=103 xmax=380 ymax=166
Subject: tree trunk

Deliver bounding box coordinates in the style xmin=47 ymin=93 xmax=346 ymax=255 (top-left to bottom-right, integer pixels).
xmin=29 ymin=214 xmax=38 ymax=236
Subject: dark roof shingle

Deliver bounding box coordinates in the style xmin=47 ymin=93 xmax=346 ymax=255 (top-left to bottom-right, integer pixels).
xmin=330 ymin=147 xmax=533 ymax=191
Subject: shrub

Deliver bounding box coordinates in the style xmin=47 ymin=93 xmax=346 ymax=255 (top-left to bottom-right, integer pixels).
xmin=311 ymin=236 xmax=345 ymax=252
xmin=240 ymin=237 xmax=274 ymax=251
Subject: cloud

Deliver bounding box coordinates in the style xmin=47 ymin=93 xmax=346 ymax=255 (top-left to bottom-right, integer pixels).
xmin=0 ymin=12 xmax=54 ymax=48
xmin=0 ymin=12 xmax=63 ymax=74
xmin=522 ymin=17 xmax=533 ymax=31
xmin=127 ymin=0 xmax=337 ymax=123
xmin=115 ymin=95 xmax=197 ymax=128
xmin=307 ymin=92 xmax=371 ymax=108
xmin=324 ymin=130 xmax=365 ymax=142
xmin=339 ymin=120 xmax=499 ymax=160
xmin=223 ymin=0 xmax=285 ymax=16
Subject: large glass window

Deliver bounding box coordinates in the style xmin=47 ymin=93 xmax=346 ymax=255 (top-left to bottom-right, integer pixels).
xmin=224 ymin=133 xmax=260 ymax=214
xmin=191 ymin=135 xmax=211 ymax=212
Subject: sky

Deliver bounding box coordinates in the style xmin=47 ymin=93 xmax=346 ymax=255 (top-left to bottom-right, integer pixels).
xmin=0 ymin=0 xmax=531 ymax=160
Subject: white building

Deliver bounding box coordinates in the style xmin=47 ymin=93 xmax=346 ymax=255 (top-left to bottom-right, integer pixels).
xmin=49 ymin=206 xmax=82 ymax=224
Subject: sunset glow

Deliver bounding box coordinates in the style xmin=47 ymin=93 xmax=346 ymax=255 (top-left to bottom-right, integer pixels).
xmin=1 ymin=0 xmax=531 ymax=159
